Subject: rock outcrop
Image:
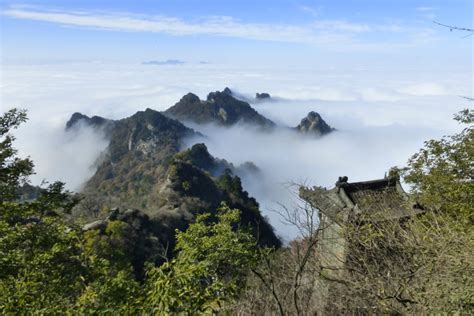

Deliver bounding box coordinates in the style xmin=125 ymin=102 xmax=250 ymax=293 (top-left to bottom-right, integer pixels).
xmin=295 ymin=111 xmax=335 ymax=136
xmin=66 ymin=112 xmax=114 ymax=132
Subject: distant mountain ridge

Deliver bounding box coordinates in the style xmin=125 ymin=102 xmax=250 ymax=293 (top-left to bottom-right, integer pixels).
xmin=163 ymin=88 xmax=276 ymax=129
xmin=66 ymin=112 xmax=114 ymax=132
xmin=66 ymin=88 xmax=336 ymax=137
xmin=64 ymin=88 xmax=337 ymax=251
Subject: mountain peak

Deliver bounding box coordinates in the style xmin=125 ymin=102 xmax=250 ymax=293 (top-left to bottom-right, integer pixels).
xmin=179 ymin=92 xmax=201 ymax=104
xmin=206 ymin=88 xmax=235 ymax=102
xmin=132 ymin=108 xmax=171 ymax=123
xmin=164 ymin=88 xmax=275 ymax=129
xmin=296 ymin=111 xmax=335 ymax=136
xmin=65 ymin=112 xmax=112 ymax=131
xmin=66 ymin=112 xmax=89 ymax=129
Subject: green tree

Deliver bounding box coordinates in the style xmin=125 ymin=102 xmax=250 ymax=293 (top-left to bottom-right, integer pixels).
xmin=84 ymin=220 xmax=137 ymax=272
xmin=0 ymin=109 xmax=84 ymax=312
xmin=0 ymin=109 xmax=140 ymax=314
xmin=0 ymin=201 xmax=87 ymax=313
xmin=0 ymin=109 xmax=34 ymax=201
xmin=75 ymin=260 xmax=141 ymax=314
xmin=233 ymin=109 xmax=473 ymax=314
xmin=322 ymin=109 xmax=474 ymax=313
xmin=404 ymin=108 xmax=473 ymax=225
xmin=144 ymin=203 xmax=259 ymax=314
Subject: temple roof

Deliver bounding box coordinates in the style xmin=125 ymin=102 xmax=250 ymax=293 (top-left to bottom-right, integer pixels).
xmin=300 ymin=176 xmax=423 ymax=222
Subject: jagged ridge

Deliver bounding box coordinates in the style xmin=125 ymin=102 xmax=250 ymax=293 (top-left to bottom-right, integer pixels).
xmin=67 ymin=109 xmax=280 ymax=248
xmin=164 ymin=88 xmax=276 ymax=129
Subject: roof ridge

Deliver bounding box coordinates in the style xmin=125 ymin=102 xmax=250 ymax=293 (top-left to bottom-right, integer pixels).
xmin=344 ymin=178 xmax=390 ymax=186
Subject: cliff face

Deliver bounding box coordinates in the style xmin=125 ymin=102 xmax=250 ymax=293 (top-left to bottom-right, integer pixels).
xmin=67 ymin=109 xmax=280 ymax=248
xmin=79 ymin=108 xmax=196 ymax=206
xmin=164 ymin=88 xmax=276 ymax=129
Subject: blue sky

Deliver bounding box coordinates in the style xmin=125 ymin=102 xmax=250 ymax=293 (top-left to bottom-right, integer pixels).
xmin=1 ymin=0 xmax=472 ymax=69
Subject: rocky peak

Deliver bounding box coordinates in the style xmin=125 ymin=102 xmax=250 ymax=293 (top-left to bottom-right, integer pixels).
xmin=295 ymin=111 xmax=334 ymax=136
xmin=129 ymin=108 xmax=178 ymax=128
xmin=65 ymin=112 xmax=114 ymax=133
xmin=179 ymin=92 xmax=201 ymax=104
xmin=107 ymin=108 xmax=197 ymax=160
xmin=66 ymin=112 xmax=111 ymax=129
xmin=206 ymin=89 xmax=235 ymax=103
xmin=164 ymin=88 xmax=276 ymax=129
xmin=223 ymin=87 xmax=233 ymax=95
xmin=66 ymin=112 xmax=89 ymax=129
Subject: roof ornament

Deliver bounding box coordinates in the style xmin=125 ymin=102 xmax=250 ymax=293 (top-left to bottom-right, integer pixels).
xmin=387 ymin=167 xmax=401 ymax=181
xmin=336 ymin=176 xmax=348 ymax=191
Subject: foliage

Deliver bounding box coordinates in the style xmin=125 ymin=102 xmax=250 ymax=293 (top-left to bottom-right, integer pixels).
xmin=0 ymin=109 xmax=273 ymax=314
xmin=84 ymin=220 xmax=137 ymax=272
xmin=83 ymin=209 xmax=167 ymax=280
xmin=0 ymin=200 xmax=141 ymax=314
xmin=0 ymin=109 xmax=34 ymax=201
xmin=0 ymin=189 xmax=139 ymax=314
xmin=0 ymin=201 xmax=87 ymax=313
xmin=321 ymin=109 xmax=474 ymax=313
xmin=32 ymin=181 xmax=80 ymax=215
xmin=228 ymin=197 xmax=322 ymax=316
xmin=232 ymin=110 xmax=473 ymax=314
xmin=404 ymin=108 xmax=473 ymax=224
xmin=0 ymin=109 xmax=139 ymax=313
xmin=3 ymin=104 xmax=471 ymax=314
xmin=144 ymin=203 xmax=259 ymax=314
xmin=321 ymin=210 xmax=473 ymax=314
xmin=75 ymin=262 xmax=141 ymax=315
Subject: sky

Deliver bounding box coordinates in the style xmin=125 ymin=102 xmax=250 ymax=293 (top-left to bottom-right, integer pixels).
xmin=0 ymin=0 xmax=472 ymax=239
xmin=0 ymin=0 xmax=472 ymax=69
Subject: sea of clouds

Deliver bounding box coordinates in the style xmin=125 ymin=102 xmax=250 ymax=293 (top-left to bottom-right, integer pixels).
xmin=1 ymin=61 xmax=471 ymax=240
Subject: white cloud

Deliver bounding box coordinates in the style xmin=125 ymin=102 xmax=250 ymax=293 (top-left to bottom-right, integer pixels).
xmin=415 ymin=6 xmax=437 ymax=20
xmin=312 ymin=20 xmax=371 ymax=33
xmin=2 ymin=6 xmax=322 ymax=44
xmin=15 ymin=121 xmax=109 ymax=190
xmin=300 ymin=5 xmax=322 ymax=17
xmin=181 ymin=95 xmax=463 ymax=239
xmin=2 ymin=62 xmax=469 ymax=239
xmin=397 ymin=82 xmax=449 ymax=96
xmin=2 ymin=5 xmax=436 ymax=49
xmin=416 ymin=6 xmax=436 ymax=12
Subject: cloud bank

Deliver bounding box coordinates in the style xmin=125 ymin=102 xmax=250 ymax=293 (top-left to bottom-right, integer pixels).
xmin=181 ymin=96 xmax=464 ymax=239
xmin=2 ymin=62 xmax=470 ymax=239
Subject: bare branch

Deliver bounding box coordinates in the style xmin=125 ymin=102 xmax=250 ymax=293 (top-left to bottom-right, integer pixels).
xmin=459 ymin=95 xmax=474 ymax=102
xmin=433 ymin=21 xmax=474 ymax=33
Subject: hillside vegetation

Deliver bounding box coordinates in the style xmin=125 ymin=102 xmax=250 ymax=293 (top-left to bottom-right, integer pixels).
xmin=0 ymin=108 xmax=472 ymax=314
